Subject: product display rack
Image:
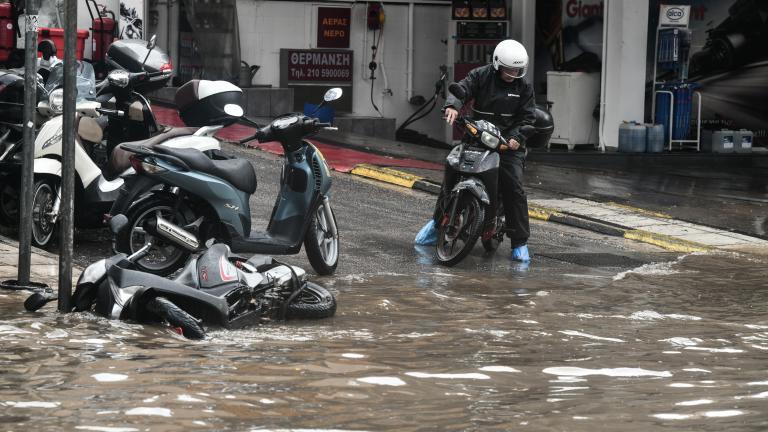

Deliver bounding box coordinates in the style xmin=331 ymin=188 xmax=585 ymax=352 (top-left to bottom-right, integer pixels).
xmin=650 ymin=9 xmax=701 ymax=151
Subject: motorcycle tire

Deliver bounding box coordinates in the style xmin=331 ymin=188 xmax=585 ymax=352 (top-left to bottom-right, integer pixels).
xmin=286 ymin=282 xmax=337 ymax=319
xmin=31 ymin=178 xmax=58 ymax=248
xmin=481 ymin=202 xmax=505 ymax=252
xmin=0 ymin=182 xmax=19 ymax=226
xmin=116 ymin=194 xmax=193 ymax=277
xmin=303 ymin=202 xmax=339 ymax=275
xmin=436 ymin=194 xmax=485 ymax=267
xmin=146 ymin=296 xmax=206 ymax=340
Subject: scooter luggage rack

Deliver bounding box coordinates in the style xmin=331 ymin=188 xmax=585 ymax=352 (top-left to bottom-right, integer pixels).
xmin=653 ymin=89 xmax=702 ymax=152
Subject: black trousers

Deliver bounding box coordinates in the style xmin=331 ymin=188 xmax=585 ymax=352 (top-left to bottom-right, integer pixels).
xmin=498 ymin=150 xmax=530 ymax=248
xmin=433 ymin=150 xmax=530 ymax=249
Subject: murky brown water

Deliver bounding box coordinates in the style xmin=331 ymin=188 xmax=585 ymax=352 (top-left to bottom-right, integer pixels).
xmin=1 ymin=252 xmax=767 ymax=431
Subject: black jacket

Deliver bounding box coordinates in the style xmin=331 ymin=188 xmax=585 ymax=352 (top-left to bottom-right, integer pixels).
xmin=444 ymin=64 xmax=536 ymax=146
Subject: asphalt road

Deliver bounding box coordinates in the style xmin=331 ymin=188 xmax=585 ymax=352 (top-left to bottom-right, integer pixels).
xmin=2 ymin=143 xmax=681 ymax=278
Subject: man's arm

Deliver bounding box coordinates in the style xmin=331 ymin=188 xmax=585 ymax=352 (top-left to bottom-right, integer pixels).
xmin=443 ymin=67 xmax=482 ymax=111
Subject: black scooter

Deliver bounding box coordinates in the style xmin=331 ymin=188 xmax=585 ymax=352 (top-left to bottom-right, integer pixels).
xmin=435 ymin=83 xmax=535 ymax=266
xmin=24 ymin=216 xmax=337 ymax=339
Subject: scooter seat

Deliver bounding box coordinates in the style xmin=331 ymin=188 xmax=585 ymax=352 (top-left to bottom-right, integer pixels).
xmin=109 ymin=126 xmax=199 ymax=175
xmin=154 ymin=145 xmax=257 ymax=194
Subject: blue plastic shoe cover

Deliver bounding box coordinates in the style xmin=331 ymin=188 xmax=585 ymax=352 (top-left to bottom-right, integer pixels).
xmin=512 ymin=244 xmax=530 ymax=262
xmin=414 ymin=220 xmax=438 ymax=246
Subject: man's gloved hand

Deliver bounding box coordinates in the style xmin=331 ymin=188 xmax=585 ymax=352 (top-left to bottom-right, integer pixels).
xmin=500 ymin=138 xmax=520 ymax=152
xmin=444 ymin=107 xmax=459 ymax=125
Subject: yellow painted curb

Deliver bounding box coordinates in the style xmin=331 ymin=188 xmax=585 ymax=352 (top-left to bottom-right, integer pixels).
xmin=607 ymin=202 xmax=672 ymax=219
xmin=350 ymin=164 xmax=421 ymax=188
xmin=528 ymin=206 xmax=552 ymax=221
xmin=624 ymin=229 xmax=710 ymax=253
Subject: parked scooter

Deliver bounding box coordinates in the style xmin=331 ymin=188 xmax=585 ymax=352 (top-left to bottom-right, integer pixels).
xmin=0 ymin=58 xmax=227 ymax=247
xmin=110 ymin=87 xmax=343 ymax=276
xmin=24 ymin=215 xmax=337 ymax=340
xmin=434 ymin=82 xmax=535 ymax=266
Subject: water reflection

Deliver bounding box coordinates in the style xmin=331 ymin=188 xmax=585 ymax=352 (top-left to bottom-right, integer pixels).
xmin=0 ymin=252 xmax=766 ymax=431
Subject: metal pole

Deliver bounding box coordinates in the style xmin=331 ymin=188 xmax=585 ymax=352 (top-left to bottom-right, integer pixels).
xmin=17 ymin=0 xmax=39 ymax=286
xmin=58 ymin=0 xmax=77 ymax=313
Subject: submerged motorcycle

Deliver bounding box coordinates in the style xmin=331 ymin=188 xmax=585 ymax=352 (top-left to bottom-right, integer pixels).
xmin=24 ymin=215 xmax=337 ymax=339
xmin=435 ymin=82 xmax=535 ymax=266
xmin=109 ymin=87 xmax=343 ymax=277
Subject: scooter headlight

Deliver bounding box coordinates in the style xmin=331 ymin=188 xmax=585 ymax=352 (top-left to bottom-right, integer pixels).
xmin=481 ymin=131 xmax=500 ymax=149
xmin=48 ymin=89 xmax=64 ymax=114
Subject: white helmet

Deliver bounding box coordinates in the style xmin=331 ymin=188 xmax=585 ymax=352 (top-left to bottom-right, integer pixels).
xmin=492 ymin=39 xmax=528 ymax=79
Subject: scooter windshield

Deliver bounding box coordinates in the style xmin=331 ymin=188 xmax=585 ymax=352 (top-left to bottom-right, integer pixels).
xmin=45 ymin=61 xmax=97 ymax=101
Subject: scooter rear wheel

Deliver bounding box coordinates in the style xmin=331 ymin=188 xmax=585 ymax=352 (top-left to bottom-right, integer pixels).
xmin=146 ymin=296 xmax=206 ymax=340
xmin=116 ymin=194 xmax=192 ymax=276
xmin=304 ymin=202 xmax=339 ymax=275
xmin=481 ymin=202 xmax=505 ymax=252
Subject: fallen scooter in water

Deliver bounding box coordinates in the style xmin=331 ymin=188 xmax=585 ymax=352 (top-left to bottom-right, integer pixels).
xmin=24 ymin=215 xmax=337 ymax=339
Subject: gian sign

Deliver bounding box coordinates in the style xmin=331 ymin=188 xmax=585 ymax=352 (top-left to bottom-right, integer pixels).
xmin=317 ymin=7 xmax=351 ymax=49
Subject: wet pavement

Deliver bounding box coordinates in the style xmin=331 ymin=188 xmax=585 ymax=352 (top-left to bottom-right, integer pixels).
xmin=0 ymin=105 xmax=766 ymax=430
xmin=1 ymin=248 xmax=767 ymax=431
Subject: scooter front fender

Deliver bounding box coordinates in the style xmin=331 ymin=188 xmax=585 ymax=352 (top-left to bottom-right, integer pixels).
xmin=33 ymin=158 xmax=62 ymax=177
xmin=451 ymin=178 xmax=490 ymax=205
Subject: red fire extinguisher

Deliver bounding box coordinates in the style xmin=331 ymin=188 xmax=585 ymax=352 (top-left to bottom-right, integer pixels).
xmin=87 ymin=0 xmax=116 ymax=70
xmin=0 ymin=2 xmax=16 ymax=64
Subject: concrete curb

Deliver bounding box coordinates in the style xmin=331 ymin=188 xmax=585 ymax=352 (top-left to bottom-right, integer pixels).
xmin=347 ymin=164 xmax=712 ymax=253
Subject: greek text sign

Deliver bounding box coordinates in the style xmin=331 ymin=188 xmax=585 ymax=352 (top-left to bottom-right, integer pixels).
xmin=286 ymin=49 xmax=353 ymax=83
xmin=317 ymin=7 xmax=351 ymax=48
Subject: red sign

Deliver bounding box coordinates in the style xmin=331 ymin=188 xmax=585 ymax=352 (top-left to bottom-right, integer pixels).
xmin=317 ymin=7 xmax=351 ymax=49
xmin=286 ymin=49 xmax=353 ymax=83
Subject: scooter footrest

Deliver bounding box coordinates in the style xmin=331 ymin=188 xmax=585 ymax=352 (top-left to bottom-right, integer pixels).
xmin=226 ymin=308 xmax=262 ymax=329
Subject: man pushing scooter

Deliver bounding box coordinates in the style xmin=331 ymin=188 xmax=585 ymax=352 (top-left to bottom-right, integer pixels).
xmin=415 ymin=39 xmax=536 ymax=262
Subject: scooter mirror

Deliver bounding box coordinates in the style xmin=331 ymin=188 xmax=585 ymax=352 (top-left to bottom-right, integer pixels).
xmin=107 ymin=69 xmax=130 ymax=88
xmin=147 ymin=35 xmax=157 ymax=51
xmin=110 ymin=214 xmax=129 ymax=235
xmin=24 ymin=292 xmax=54 ymax=312
xmin=323 ymin=87 xmax=343 ymax=102
xmin=448 ymin=82 xmax=467 ymax=102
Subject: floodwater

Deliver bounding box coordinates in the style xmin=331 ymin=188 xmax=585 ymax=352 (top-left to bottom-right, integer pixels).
xmin=1 ymin=251 xmax=767 ymax=431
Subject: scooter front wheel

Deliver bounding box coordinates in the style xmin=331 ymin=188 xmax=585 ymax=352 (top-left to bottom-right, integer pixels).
xmin=31 ymin=178 xmax=57 ymax=248
xmin=286 ymin=282 xmax=337 ymax=319
xmin=116 ymin=195 xmax=192 ymax=276
xmin=436 ymin=194 xmax=485 ymax=267
xmin=304 ymin=201 xmax=339 ymax=275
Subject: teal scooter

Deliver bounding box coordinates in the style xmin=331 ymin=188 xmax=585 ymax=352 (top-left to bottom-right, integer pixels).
xmin=111 ymin=88 xmax=343 ymax=276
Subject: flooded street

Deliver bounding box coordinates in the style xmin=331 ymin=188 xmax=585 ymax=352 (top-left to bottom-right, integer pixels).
xmin=1 ymin=251 xmax=767 ymax=431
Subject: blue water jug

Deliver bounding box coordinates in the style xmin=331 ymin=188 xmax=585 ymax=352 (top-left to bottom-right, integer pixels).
xmin=646 ymin=124 xmax=665 ymax=153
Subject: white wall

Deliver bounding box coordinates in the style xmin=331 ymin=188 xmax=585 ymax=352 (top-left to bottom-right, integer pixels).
xmin=236 ymin=0 xmax=450 ymax=141
xmin=600 ymin=0 xmax=649 ymax=149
